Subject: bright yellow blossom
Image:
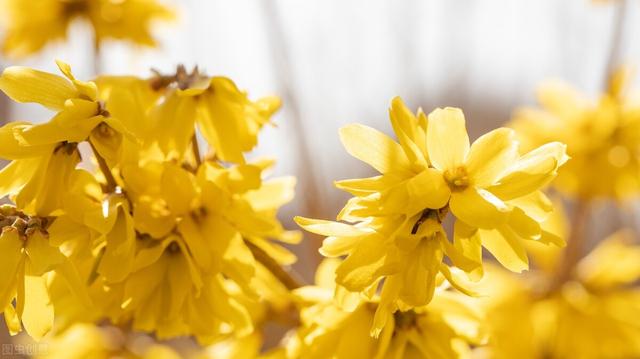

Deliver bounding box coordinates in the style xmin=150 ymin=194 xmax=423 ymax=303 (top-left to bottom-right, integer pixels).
xmin=510 ymin=69 xmax=640 ymax=199
xmin=0 ymin=206 xmax=89 ymax=341
xmin=477 ymin=229 xmax=640 ymax=359
xmin=296 ymin=97 xmax=567 ymax=334
xmin=150 ymin=66 xmax=281 ymax=163
xmin=37 ymin=323 xmax=181 ymax=359
xmin=0 ymin=0 xmax=173 ymax=58
xmin=285 ymin=259 xmax=487 ymax=359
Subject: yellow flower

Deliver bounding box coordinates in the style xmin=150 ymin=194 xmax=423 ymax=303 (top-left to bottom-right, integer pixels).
xmin=150 ymin=66 xmax=281 ymax=163
xmin=0 ymin=206 xmax=89 ymax=341
xmin=1 ymin=0 xmax=173 ymax=57
xmin=477 ymin=230 xmax=640 ymax=359
xmin=285 ymin=259 xmax=487 ymax=359
xmin=510 ymin=69 xmax=640 ymax=199
xmin=37 ymin=323 xmax=181 ymax=359
xmin=296 ymin=97 xmax=567 ymax=334
xmin=0 ymin=61 xmax=133 ymax=158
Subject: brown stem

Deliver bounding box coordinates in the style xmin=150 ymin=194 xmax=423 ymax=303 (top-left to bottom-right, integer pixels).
xmin=550 ymin=198 xmax=590 ymax=290
xmin=244 ymin=239 xmax=303 ymax=290
xmin=89 ymin=141 xmax=118 ymax=193
xmin=191 ymin=133 xmax=202 ymax=167
xmin=93 ymin=35 xmax=102 ymax=75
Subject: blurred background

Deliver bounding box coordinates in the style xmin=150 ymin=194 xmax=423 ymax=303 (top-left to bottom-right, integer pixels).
xmin=1 ymin=0 xmax=639 ymax=297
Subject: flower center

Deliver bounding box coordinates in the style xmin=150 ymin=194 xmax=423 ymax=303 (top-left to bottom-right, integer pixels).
xmin=443 ymin=166 xmax=469 ymax=191
xmin=394 ymin=310 xmax=418 ymax=330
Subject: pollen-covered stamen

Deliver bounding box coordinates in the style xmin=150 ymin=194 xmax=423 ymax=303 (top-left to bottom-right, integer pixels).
xmin=149 ymin=65 xmax=208 ymax=91
xmin=0 ymin=206 xmax=51 ymax=240
xmin=443 ymin=166 xmax=470 ymax=191
xmin=394 ymin=310 xmax=418 ymax=330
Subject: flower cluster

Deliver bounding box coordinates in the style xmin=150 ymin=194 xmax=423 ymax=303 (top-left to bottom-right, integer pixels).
xmin=477 ymin=216 xmax=640 ymax=359
xmin=296 ymin=97 xmax=568 ymax=335
xmin=510 ymin=69 xmax=640 ymax=199
xmin=0 ymin=61 xmax=298 ymax=343
xmin=1 ymin=0 xmax=173 ymax=57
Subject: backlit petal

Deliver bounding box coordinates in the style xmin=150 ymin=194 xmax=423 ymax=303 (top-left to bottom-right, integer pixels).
xmin=449 ymin=188 xmax=509 ymax=229
xmin=426 ymin=107 xmax=469 ymax=171
xmin=465 ymin=128 xmax=518 ymax=187
xmin=339 ymin=124 xmax=412 ymax=174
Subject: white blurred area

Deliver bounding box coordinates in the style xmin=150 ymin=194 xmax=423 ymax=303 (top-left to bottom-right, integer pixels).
xmin=1 ymin=0 xmax=640 ymax=274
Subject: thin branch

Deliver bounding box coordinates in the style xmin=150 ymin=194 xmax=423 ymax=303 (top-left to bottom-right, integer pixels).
xmin=89 ymin=140 xmax=118 ymax=193
xmin=244 ymin=239 xmax=303 ymax=290
xmin=550 ymin=198 xmax=590 ymax=290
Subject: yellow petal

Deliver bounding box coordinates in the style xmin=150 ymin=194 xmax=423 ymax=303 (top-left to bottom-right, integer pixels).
xmin=336 ymin=238 xmax=399 ymax=291
xmin=24 ymin=231 xmax=65 ymax=276
xmin=0 ymin=66 xmax=77 ymax=111
xmin=508 ymin=207 xmax=541 ymax=240
xmin=389 ymin=97 xmax=428 ymax=167
xmin=0 ymin=158 xmax=40 ymax=199
xmin=334 ymin=174 xmax=403 ymax=197
xmin=450 ymin=220 xmax=483 ymax=279
xmin=465 ymin=128 xmax=518 ymax=187
xmin=161 ymin=163 xmax=197 ymax=215
xmin=19 ymin=99 xmax=101 ymax=145
xmin=177 ymin=217 xmax=213 ymax=270
xmin=339 ymin=124 xmax=412 ymax=174
xmin=21 ymin=273 xmax=54 ymax=341
xmin=197 ymin=89 xmax=246 ymax=164
xmin=98 ymin=206 xmax=135 ymax=283
xmin=479 ymin=227 xmax=529 ymax=272
xmin=0 ymin=122 xmax=52 ymax=159
xmin=3 ymin=303 xmax=21 ymax=335
xmin=0 ymin=230 xmax=23 ymax=309
xmin=426 ymin=107 xmax=469 ymax=171
xmin=294 ymin=216 xmax=372 ymax=237
xmin=449 ymin=188 xmax=508 ymax=229
xmin=406 ymin=168 xmax=451 ymax=211
xmin=244 ymin=176 xmax=296 ymax=212
xmin=152 ymin=94 xmax=197 ymax=158
xmin=490 ymin=142 xmax=568 ymax=200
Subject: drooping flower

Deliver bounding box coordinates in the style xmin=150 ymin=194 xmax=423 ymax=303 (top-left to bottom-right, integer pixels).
xmin=1 ymin=0 xmax=173 ymax=58
xmin=284 ymin=259 xmax=487 ymax=359
xmin=296 ymin=97 xmax=568 ymax=334
xmin=0 ymin=206 xmax=89 ymax=341
xmin=36 ymin=323 xmax=181 ymax=359
xmin=477 ymin=225 xmax=640 ymax=359
xmin=149 ymin=66 xmax=281 ymax=163
xmin=510 ymin=68 xmax=640 ymax=199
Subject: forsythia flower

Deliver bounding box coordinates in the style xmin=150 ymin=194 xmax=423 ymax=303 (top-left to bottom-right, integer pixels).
xmin=284 ymin=259 xmax=487 ymax=359
xmin=510 ymin=69 xmax=640 ymax=199
xmin=37 ymin=323 xmax=181 ymax=359
xmin=477 ymin=228 xmax=640 ymax=359
xmin=0 ymin=0 xmax=173 ymax=57
xmin=296 ymin=97 xmax=568 ymax=334
xmin=0 ymin=61 xmax=297 ymax=344
xmin=0 ymin=206 xmax=89 ymax=340
xmin=149 ymin=66 xmax=281 ymax=163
